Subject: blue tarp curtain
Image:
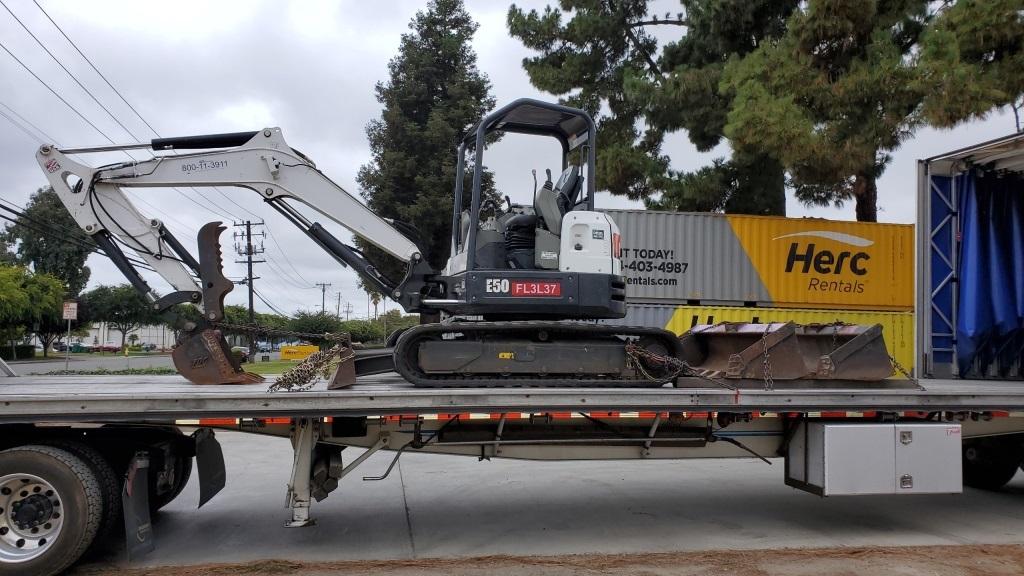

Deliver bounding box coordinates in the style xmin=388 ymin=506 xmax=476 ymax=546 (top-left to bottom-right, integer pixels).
xmin=956 ymin=169 xmax=1024 ymax=376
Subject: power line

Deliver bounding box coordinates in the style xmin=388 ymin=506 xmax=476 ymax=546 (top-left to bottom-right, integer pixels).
xmin=0 ymin=199 xmax=157 ymax=271
xmin=0 ymin=0 xmax=146 ymax=142
xmin=4 ymin=10 xmax=318 ymax=301
xmin=0 ymin=38 xmax=120 ymax=144
xmin=0 ymin=11 xmax=240 ymax=224
xmin=32 ymin=0 xmax=162 ymax=138
xmin=0 ymin=212 xmax=157 ymax=273
xmin=0 ymin=105 xmax=42 ymax=143
xmin=252 ymin=286 xmax=292 ymax=318
xmin=0 ymin=98 xmax=57 ymax=143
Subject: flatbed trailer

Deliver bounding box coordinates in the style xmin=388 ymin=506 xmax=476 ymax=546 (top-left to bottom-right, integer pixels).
xmin=6 ymin=374 xmax=1024 ymax=422
xmin=3 ymin=373 xmax=1024 ymax=576
xmin=7 ymin=132 xmax=1024 ymax=576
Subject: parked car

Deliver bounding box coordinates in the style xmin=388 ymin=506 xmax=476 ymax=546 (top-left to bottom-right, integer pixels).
xmin=53 ymin=342 xmax=67 ymax=352
xmin=231 ymin=346 xmax=250 ymax=363
xmin=142 ymin=343 xmax=158 ymax=352
xmin=69 ymin=343 xmax=93 ymax=353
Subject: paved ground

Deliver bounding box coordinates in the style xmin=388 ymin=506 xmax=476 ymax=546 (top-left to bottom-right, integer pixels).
xmin=74 ymin=430 xmax=1024 ymax=572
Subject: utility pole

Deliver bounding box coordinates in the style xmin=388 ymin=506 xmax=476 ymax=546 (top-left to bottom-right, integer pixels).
xmin=335 ymin=292 xmax=342 ymax=319
xmin=234 ymin=221 xmax=266 ymax=355
xmin=343 ymin=302 xmax=353 ymax=321
xmin=315 ymin=282 xmax=331 ymax=313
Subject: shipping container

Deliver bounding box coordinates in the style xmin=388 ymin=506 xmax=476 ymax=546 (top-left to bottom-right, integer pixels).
xmin=605 ymin=303 xmax=914 ymax=376
xmin=605 ymin=210 xmax=914 ymax=311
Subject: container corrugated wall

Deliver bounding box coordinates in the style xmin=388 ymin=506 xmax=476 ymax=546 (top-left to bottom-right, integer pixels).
xmin=725 ymin=214 xmax=914 ymax=311
xmin=605 ymin=210 xmax=770 ymax=304
xmin=604 ymin=210 xmax=914 ymax=311
xmin=605 ymin=303 xmax=915 ymax=376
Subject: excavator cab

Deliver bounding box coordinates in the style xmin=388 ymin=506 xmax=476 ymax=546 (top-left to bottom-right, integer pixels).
xmin=441 ymin=99 xmax=626 ymax=320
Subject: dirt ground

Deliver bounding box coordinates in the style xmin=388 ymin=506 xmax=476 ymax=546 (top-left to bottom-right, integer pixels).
xmin=71 ymin=544 xmax=1024 ymax=576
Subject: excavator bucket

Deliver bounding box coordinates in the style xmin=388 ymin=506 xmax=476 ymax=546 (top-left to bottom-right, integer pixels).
xmin=678 ymin=322 xmax=894 ymax=383
xmin=172 ymin=327 xmax=264 ymax=385
xmin=171 ymin=222 xmax=263 ymax=385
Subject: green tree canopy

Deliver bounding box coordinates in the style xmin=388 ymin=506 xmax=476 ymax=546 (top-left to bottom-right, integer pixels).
xmin=0 ymin=264 xmax=64 ymax=354
xmin=721 ymin=0 xmax=929 ymax=222
xmin=357 ymin=0 xmax=497 ymax=282
xmin=81 ymin=284 xmax=161 ymax=349
xmin=287 ymin=311 xmax=343 ymax=344
xmin=507 ymin=0 xmax=796 ymax=215
xmin=3 ymin=187 xmax=92 ymax=295
xmin=916 ymin=0 xmax=1024 ymax=130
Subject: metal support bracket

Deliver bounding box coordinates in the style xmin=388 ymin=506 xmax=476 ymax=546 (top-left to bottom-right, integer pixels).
xmin=494 ymin=414 xmax=507 ymax=457
xmin=338 ymin=434 xmax=389 ymax=481
xmin=284 ymin=417 xmax=319 ymax=527
xmin=642 ymin=414 xmax=662 ymax=458
xmin=0 ymin=357 xmax=15 ymax=377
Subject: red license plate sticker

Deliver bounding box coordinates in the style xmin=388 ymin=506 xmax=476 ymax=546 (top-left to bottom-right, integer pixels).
xmin=510 ymin=280 xmax=561 ymax=297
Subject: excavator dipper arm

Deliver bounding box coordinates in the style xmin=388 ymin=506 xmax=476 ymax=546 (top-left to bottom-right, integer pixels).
xmin=34 ymin=129 xmax=430 ymax=384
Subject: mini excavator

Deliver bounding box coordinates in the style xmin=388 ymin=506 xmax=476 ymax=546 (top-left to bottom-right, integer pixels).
xmin=36 ymin=99 xmax=894 ymax=387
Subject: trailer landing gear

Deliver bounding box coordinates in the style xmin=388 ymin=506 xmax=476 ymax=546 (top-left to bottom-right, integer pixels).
xmin=284 ymin=418 xmax=391 ymax=528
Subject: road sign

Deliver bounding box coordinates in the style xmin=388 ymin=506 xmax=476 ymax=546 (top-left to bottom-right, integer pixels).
xmin=62 ymin=301 xmax=78 ymax=321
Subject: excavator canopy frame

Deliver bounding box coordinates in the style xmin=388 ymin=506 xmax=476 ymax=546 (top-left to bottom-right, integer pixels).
xmin=453 ymin=99 xmax=597 ymax=270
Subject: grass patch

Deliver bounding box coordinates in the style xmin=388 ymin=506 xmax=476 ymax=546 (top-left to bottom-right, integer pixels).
xmin=41 ymin=367 xmax=179 ymax=376
xmin=245 ymin=360 xmax=301 ymax=375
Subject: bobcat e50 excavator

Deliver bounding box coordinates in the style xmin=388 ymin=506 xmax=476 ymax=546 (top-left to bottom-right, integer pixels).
xmin=35 ymin=99 xmax=894 ymax=388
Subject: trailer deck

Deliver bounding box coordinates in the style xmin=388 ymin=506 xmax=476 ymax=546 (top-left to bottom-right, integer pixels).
xmin=3 ymin=375 xmax=1024 ymax=423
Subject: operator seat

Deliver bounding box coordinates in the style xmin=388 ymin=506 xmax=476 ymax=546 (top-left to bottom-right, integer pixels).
xmin=535 ymin=166 xmax=581 ymax=236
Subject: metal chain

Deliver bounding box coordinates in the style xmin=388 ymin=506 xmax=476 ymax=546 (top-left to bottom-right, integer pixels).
xmin=211 ymin=321 xmax=350 ymax=343
xmin=760 ymin=325 xmax=774 ymax=391
xmin=209 ymin=321 xmax=352 ymax=393
xmin=267 ymin=344 xmax=350 ymax=393
xmin=624 ymin=343 xmax=735 ymax=390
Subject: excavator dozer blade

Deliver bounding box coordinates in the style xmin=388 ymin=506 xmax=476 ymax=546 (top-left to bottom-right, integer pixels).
xmin=678 ymin=322 xmax=894 ymax=382
xmin=172 ymin=327 xmax=264 ymax=385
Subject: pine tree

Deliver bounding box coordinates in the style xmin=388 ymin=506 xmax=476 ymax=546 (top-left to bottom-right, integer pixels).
xmin=916 ymin=0 xmax=1024 ymax=131
xmin=507 ymin=0 xmax=795 ymax=215
xmin=721 ymin=0 xmax=930 ymax=222
xmin=357 ymin=0 xmax=496 ymax=283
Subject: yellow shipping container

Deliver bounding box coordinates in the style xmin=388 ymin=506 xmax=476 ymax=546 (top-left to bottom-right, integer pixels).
xmin=726 ymin=215 xmax=913 ymax=311
xmin=280 ymin=345 xmax=319 ymax=361
xmin=664 ymin=305 xmax=914 ymax=377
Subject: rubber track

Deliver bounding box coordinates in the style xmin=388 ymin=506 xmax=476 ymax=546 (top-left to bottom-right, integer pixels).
xmin=394 ymin=321 xmax=682 ymax=388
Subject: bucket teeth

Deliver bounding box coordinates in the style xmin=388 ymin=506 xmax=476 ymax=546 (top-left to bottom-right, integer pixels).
xmin=678 ymin=322 xmax=894 ymax=381
xmin=171 ymin=327 xmax=264 ymax=385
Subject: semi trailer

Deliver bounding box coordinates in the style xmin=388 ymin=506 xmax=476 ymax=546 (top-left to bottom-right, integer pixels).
xmin=4 ymin=126 xmax=1024 ymax=576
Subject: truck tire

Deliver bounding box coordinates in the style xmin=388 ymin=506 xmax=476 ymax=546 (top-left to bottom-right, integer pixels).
xmin=39 ymin=441 xmax=121 ymax=553
xmin=150 ymin=453 xmax=192 ymax=513
xmin=0 ymin=445 xmax=103 ymax=576
xmin=963 ymin=438 xmax=1022 ymax=490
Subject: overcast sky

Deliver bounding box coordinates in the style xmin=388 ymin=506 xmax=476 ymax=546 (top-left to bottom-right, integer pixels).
xmin=0 ymin=0 xmax=1018 ymax=318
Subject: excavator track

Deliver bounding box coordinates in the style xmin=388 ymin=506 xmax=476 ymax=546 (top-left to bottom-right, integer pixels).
xmin=394 ymin=321 xmax=683 ymax=388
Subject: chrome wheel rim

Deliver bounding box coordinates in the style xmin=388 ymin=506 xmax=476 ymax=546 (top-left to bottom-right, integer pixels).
xmin=0 ymin=473 xmax=64 ymax=563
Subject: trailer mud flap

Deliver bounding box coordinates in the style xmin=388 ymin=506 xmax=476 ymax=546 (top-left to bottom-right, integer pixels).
xmin=122 ymin=452 xmax=154 ymax=561
xmin=194 ymin=427 xmax=226 ymax=508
